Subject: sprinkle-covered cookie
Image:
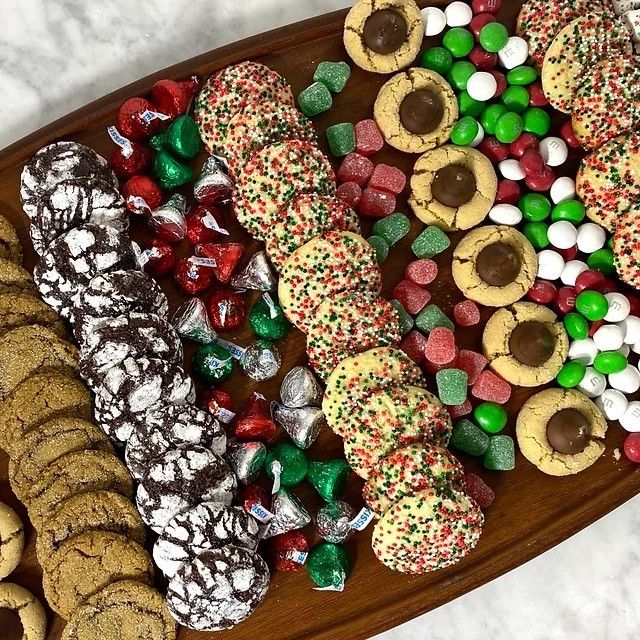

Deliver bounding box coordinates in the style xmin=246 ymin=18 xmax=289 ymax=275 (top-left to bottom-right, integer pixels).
xmin=265 ymin=194 xmax=361 ymax=272
xmin=306 ymin=291 xmax=401 ymax=381
xmin=614 ymin=205 xmax=640 ymax=289
xmin=93 ymin=356 xmax=194 ymax=444
xmin=0 ymin=215 xmax=22 ymax=264
xmin=136 ymin=446 xmax=236 ymax=534
xmin=323 ymin=346 xmax=425 ymax=436
xmin=279 ymin=230 xmax=382 ymax=331
xmin=33 ymin=224 xmax=138 ymax=320
xmin=234 ymin=140 xmax=335 ymax=240
xmin=0 ymin=582 xmax=46 ymax=640
xmin=153 ymin=502 xmax=259 ymax=578
xmin=0 ymin=502 xmax=24 ymax=579
xmin=166 ymin=546 xmax=269 ymax=631
xmin=371 ymin=488 xmax=484 ymax=574
xmin=342 ymin=385 xmax=452 ymax=478
xmin=195 ymin=61 xmax=294 ymax=155
xmin=363 ymin=443 xmax=466 ymax=515
xmin=125 ymin=403 xmax=226 ymax=481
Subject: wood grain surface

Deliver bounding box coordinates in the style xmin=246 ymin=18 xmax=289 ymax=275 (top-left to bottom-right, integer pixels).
xmin=0 ymin=1 xmax=639 ymax=639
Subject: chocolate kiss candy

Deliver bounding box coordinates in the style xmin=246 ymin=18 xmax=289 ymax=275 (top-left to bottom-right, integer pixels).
xmin=280 ymin=366 xmax=322 ymax=408
xmin=153 ymin=149 xmax=194 ymax=190
xmin=149 ymin=193 xmax=187 ymax=242
xmin=110 ymin=140 xmax=152 ymax=179
xmin=194 ymin=156 xmax=234 ymax=205
xmin=273 ymin=404 xmax=325 ymax=449
xmin=150 ymin=114 xmax=201 ymax=160
xmin=231 ymin=251 xmax=277 ymax=291
xmin=235 ymin=393 xmax=277 ymax=442
xmin=240 ymin=339 xmax=281 ymax=381
xmin=150 ymin=75 xmax=199 ymax=120
xmin=272 ymin=530 xmax=309 ymax=572
xmin=139 ymin=237 xmax=175 ymax=277
xmin=249 ymin=295 xmax=291 ymax=340
xmin=307 ymin=459 xmax=351 ymax=502
xmin=226 ymin=439 xmax=267 ymax=485
xmin=263 ymin=488 xmax=311 ymax=538
xmin=118 ymin=96 xmax=164 ymax=140
xmin=192 ymin=342 xmax=234 ymax=385
xmin=316 ymin=500 xmax=356 ymax=544
xmin=172 ymin=298 xmax=217 ymax=344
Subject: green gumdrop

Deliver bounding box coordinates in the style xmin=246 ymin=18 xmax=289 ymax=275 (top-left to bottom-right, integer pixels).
xmin=391 ymin=300 xmax=414 ymax=335
xmin=483 ymin=435 xmax=516 ymax=471
xmin=480 ymin=104 xmax=507 ymax=135
xmin=551 ymin=199 xmax=585 ymax=223
xmin=473 ymin=402 xmax=507 ymax=434
xmin=479 ymin=22 xmax=509 ymax=53
xmin=367 ymin=235 xmax=390 ymax=264
xmin=307 ymin=542 xmax=351 ymax=589
xmin=563 ymin=312 xmax=589 ymax=340
xmin=593 ymin=351 xmax=628 ymax=375
xmin=556 ymin=360 xmax=586 ymax=388
xmin=522 ymin=221 xmax=549 ymax=249
xmin=372 ymin=212 xmax=410 ymax=246
xmin=249 ymin=295 xmax=291 ymax=340
xmin=458 ymin=91 xmax=485 ymax=118
xmin=307 ymin=459 xmax=351 ymax=501
xmin=435 ymin=368 xmax=468 ymax=405
xmin=501 ymin=86 xmax=530 ymax=114
xmin=450 ymin=419 xmax=490 ymax=456
xmin=506 ymin=65 xmax=538 ymax=86
xmin=575 ymin=290 xmax=609 ymax=321
xmin=314 ymin=61 xmax=351 ymax=93
xmin=416 ymin=304 xmax=454 ymax=333
xmin=192 ymin=342 xmax=233 ymax=385
xmin=495 ymin=112 xmax=523 ymax=143
xmin=522 ymin=107 xmax=551 ymax=137
xmin=150 ymin=114 xmax=201 ymax=160
xmin=264 ymin=442 xmax=309 ymax=487
xmin=421 ymin=46 xmax=454 ymax=75
xmin=447 ymin=60 xmax=476 ymax=91
xmin=450 ymin=116 xmax=480 ymax=146
xmin=519 ymin=193 xmax=551 ymax=222
xmin=153 ymin=149 xmax=194 ymax=190
xmin=298 ymin=82 xmax=333 ymax=117
xmin=411 ymin=226 xmax=450 ymax=258
xmin=587 ymin=248 xmax=615 ymax=275
xmin=326 ymin=123 xmax=356 ymax=157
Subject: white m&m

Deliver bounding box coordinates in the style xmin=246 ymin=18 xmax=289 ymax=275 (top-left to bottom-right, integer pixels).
xmin=550 ymin=176 xmax=576 ymax=204
xmin=620 ymin=401 xmax=640 ymax=432
xmin=539 ymin=137 xmax=568 ymax=167
xmin=537 ymin=249 xmax=565 ymax=280
xmin=604 ymin=292 xmax=630 ymax=323
xmin=445 ymin=1 xmax=473 ymax=26
xmin=488 ymin=203 xmax=522 ymax=225
xmin=578 ymin=367 xmax=607 ymax=398
xmin=608 ymin=365 xmax=640 ymax=394
xmin=596 ymin=389 xmax=628 ymax=421
xmin=547 ymin=220 xmax=578 ymax=250
xmin=576 ymin=223 xmax=606 ymax=254
xmin=467 ymin=72 xmax=498 ymax=101
xmin=422 ymin=7 xmax=447 ymax=35
xmin=497 ymin=37 xmax=528 ymax=69
xmin=593 ymin=324 xmax=625 ymax=352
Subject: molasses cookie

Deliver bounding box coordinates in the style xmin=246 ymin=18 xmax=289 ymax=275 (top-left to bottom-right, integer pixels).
xmin=0 ymin=258 xmax=38 ymax=295
xmin=0 ymin=582 xmax=46 ymax=640
xmin=409 ymin=145 xmax=497 ymax=231
xmin=0 ymin=502 xmax=24 ymax=579
xmin=374 ymin=68 xmax=458 ymax=153
xmin=0 ymin=215 xmax=22 ymax=264
xmin=344 ymin=0 xmax=424 ymax=74
xmin=452 ymin=225 xmax=537 ymax=306
xmin=482 ymin=302 xmax=569 ymax=386
xmin=516 ymin=388 xmax=607 ymax=475
xmin=0 ymin=292 xmax=65 ymax=337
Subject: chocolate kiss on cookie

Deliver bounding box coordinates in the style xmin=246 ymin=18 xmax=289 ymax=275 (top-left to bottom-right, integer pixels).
xmin=363 ymin=8 xmax=408 ymax=55
xmin=546 ymin=408 xmax=592 ymax=455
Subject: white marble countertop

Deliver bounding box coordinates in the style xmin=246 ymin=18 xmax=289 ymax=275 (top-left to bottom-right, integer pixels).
xmin=3 ymin=1 xmax=639 ymax=638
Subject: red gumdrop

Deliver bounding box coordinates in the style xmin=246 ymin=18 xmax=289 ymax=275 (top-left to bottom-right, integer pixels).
xmin=174 ymin=256 xmax=215 ymax=295
xmin=626 ymin=295 xmax=640 ymax=317
xmin=624 ymin=433 xmax=640 ymax=463
xmin=574 ymin=268 xmax=606 ymax=293
xmin=528 ymin=82 xmax=548 ymax=107
xmin=424 ymin=347 xmax=459 ymax=373
xmin=454 ymin=300 xmax=481 ymax=327
xmin=140 ymin=237 xmax=175 ymax=278
xmin=464 ymin=472 xmax=495 ymax=509
xmin=185 ymin=204 xmax=228 ymax=244
xmin=117 ymin=97 xmax=163 ymax=141
xmin=555 ymin=286 xmax=576 ymax=314
xmin=150 ymin=78 xmax=192 ymax=120
xmin=527 ymin=279 xmax=557 ymax=304
xmin=358 ymin=187 xmax=396 ymax=218
xmin=469 ymin=46 xmax=498 ymax=70
xmin=601 ymin=278 xmax=618 ymax=294
xmin=456 ymin=349 xmax=487 ymax=385
xmin=198 ymin=388 xmax=235 ymax=423
xmin=272 ymin=530 xmax=310 ymax=572
xmin=355 ymin=119 xmax=384 ymax=156
xmin=525 ymin=167 xmax=556 ymax=192
xmin=519 ymin=149 xmax=545 ymax=176
xmin=470 ymin=13 xmax=496 ymax=38
xmin=405 ymin=259 xmax=438 ymax=286
xmin=121 ymin=175 xmax=163 ymax=214
xmin=336 ymin=181 xmax=362 ymax=209
xmin=589 ymin=319 xmax=605 ymax=337
xmin=235 ymin=392 xmax=277 ymax=442
xmin=496 ymin=179 xmax=521 ymax=205
xmin=236 ymin=483 xmax=269 ymax=513
xmin=559 ymin=245 xmax=578 ymax=262
xmin=446 ymin=398 xmax=472 ymax=420
xmin=400 ymin=330 xmax=428 ymax=365
xmin=110 ymin=141 xmax=152 ymax=180
xmin=472 ymin=0 xmax=501 ymax=14
xmin=393 ymin=280 xmax=431 ymax=315
xmin=424 ymin=327 xmax=457 ymax=366
xmin=197 ymin=242 xmax=244 ymax=283
xmin=509 ymin=132 xmax=539 ymax=158
xmin=337 ymin=152 xmax=374 ymax=186
xmin=368 ymin=164 xmax=407 ymax=195
xmin=559 ymin=119 xmax=581 ymax=148
xmin=478 ymin=136 xmax=509 ymax=163
xmin=471 ymin=370 xmax=512 ymax=404
xmin=488 ymin=70 xmax=507 ymax=97
xmin=207 ymin=289 xmax=247 ymax=331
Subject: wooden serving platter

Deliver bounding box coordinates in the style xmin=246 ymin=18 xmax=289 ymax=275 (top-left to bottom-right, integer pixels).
xmin=1 ymin=1 xmax=639 ymax=639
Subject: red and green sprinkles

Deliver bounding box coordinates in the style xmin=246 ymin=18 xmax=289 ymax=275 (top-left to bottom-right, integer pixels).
xmin=614 ymin=206 xmax=640 ymax=290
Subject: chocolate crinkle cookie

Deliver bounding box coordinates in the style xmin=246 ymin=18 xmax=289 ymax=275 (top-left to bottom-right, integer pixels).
xmin=166 ymin=546 xmax=270 ymax=631
xmin=125 ymin=403 xmax=226 ymax=481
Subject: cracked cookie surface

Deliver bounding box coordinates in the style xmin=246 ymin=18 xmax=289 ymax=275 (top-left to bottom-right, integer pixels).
xmin=0 ymin=502 xmax=24 ymax=579
xmin=0 ymin=582 xmax=46 ymax=640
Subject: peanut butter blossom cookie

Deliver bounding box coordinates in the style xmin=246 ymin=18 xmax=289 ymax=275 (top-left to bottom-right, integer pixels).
xmin=372 ymin=488 xmax=484 ymax=574
xmin=452 ymin=225 xmax=537 ymax=307
xmin=614 ymin=205 xmax=640 ymax=289
xmin=306 ymin=291 xmax=401 ymax=382
xmin=323 ymin=346 xmax=425 ymax=436
xmin=234 ymin=140 xmax=335 ymax=240
xmin=482 ymin=302 xmax=569 ymax=387
xmin=541 ymin=13 xmax=632 ymax=113
xmin=363 ymin=443 xmax=466 ymax=515
xmin=279 ymin=230 xmax=382 ymax=331
xmin=343 ymin=0 xmax=423 ymax=74
xmin=572 ymin=55 xmax=640 ymax=150
xmin=195 ymin=61 xmax=294 ymax=155
xmin=409 ymin=145 xmax=497 ymax=232
xmin=374 ymin=68 xmax=458 ymax=153
xmin=516 ymin=388 xmax=607 ymax=475
xmin=577 ymin=131 xmax=640 ymax=231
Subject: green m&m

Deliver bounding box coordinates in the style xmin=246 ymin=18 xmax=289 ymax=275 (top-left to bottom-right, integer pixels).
xmin=501 ymin=86 xmax=529 ymax=113
xmin=556 ymin=360 xmax=586 ymax=388
xmin=480 ymin=104 xmax=507 ymax=135
xmin=563 ymin=312 xmax=589 ymax=340
xmin=458 ymin=91 xmax=485 ymax=117
xmin=575 ymin=290 xmax=608 ymax=321
xmin=506 ymin=65 xmax=538 ymax=86
xmin=522 ymin=107 xmax=551 ymax=137
xmin=421 ymin=46 xmax=454 ymax=75
xmin=447 ymin=60 xmax=476 ymax=91
xmin=479 ymin=22 xmax=509 ymax=53
xmin=587 ymin=248 xmax=615 ymax=275
xmin=495 ymin=112 xmax=523 ymax=143
xmin=473 ymin=402 xmax=507 ymax=434
xmin=519 ymin=193 xmax=551 ymax=222
xmin=443 ymin=27 xmax=475 ymax=58
xmin=551 ymin=199 xmax=585 ymax=223
xmin=450 ymin=116 xmax=480 ymax=146
xmin=594 ymin=351 xmax=628 ymax=375
xmin=522 ymin=221 xmax=549 ymax=249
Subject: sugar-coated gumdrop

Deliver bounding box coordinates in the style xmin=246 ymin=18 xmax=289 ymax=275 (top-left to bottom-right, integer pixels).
xmin=314 ymin=61 xmax=351 ymax=93
xmin=471 ymin=370 xmax=512 ymax=404
xmin=391 ymin=300 xmax=414 ymax=335
xmin=436 ymin=368 xmax=468 ymax=405
xmin=483 ymin=435 xmax=515 ymax=471
xmin=336 ymin=181 xmax=362 ymax=209
xmin=393 ymin=280 xmax=431 ymax=315
xmin=358 ymin=187 xmax=396 ymax=218
xmin=297 ymin=82 xmax=332 ymax=117
xmin=464 ymin=472 xmax=496 ymax=508
xmin=456 ymin=349 xmax=488 ymax=385
xmin=355 ymin=119 xmax=384 ymax=156
xmin=368 ymin=164 xmax=407 ymax=195
xmin=415 ymin=304 xmax=455 ymax=333
xmin=373 ymin=212 xmax=410 ymax=246
xmin=451 ymin=419 xmax=490 ymax=455
xmin=400 ymin=330 xmax=428 ymax=364
xmin=446 ymin=398 xmax=473 ymax=419
xmin=412 ymin=226 xmax=451 ymax=258
xmin=453 ymin=299 xmax=481 ymax=326
xmin=337 ymin=153 xmax=374 ymax=186
xmin=405 ymin=259 xmax=438 ymax=286
xmin=424 ymin=327 xmax=457 ymax=365
xmin=424 ymin=347 xmax=459 ymax=374
xmin=326 ymin=123 xmax=356 ymax=157
xmin=367 ymin=236 xmax=389 ymax=264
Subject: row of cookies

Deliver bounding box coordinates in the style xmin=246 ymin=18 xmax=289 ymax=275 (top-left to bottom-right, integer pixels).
xmin=21 ymin=141 xmax=271 ymax=632
xmin=0 ymin=213 xmax=175 ymax=638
